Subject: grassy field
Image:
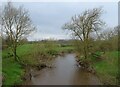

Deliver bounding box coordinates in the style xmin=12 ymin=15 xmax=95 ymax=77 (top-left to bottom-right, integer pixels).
xmin=92 ymin=51 xmax=119 ymax=85
xmin=2 ymin=42 xmax=74 ymax=86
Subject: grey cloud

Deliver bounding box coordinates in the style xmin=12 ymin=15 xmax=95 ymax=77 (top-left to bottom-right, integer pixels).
xmin=7 ymin=2 xmax=118 ymax=40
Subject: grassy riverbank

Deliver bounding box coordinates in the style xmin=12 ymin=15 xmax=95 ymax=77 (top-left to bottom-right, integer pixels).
xmin=2 ymin=42 xmax=74 ymax=85
xmin=2 ymin=42 xmax=119 ymax=85
xmin=76 ymin=50 xmax=119 ymax=85
xmin=92 ymin=51 xmax=119 ymax=85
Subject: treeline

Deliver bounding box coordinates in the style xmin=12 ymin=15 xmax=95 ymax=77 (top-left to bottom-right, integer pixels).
xmin=94 ymin=27 xmax=119 ymax=52
xmin=2 ymin=37 xmax=74 ymax=49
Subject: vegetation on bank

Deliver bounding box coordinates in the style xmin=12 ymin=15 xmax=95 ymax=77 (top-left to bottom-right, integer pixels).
xmin=2 ymin=42 xmax=74 ymax=85
xmin=91 ymin=51 xmax=119 ymax=85
xmin=75 ymin=50 xmax=119 ymax=85
xmin=2 ymin=58 xmax=24 ymax=85
xmin=74 ymin=38 xmax=119 ymax=85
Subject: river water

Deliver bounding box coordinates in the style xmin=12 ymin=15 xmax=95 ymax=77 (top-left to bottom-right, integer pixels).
xmin=24 ymin=54 xmax=102 ymax=85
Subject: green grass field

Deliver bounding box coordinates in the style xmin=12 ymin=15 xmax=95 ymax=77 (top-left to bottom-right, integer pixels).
xmin=92 ymin=51 xmax=119 ymax=85
xmin=2 ymin=43 xmax=74 ymax=85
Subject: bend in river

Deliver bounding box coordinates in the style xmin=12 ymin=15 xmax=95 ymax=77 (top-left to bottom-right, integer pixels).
xmin=24 ymin=54 xmax=102 ymax=85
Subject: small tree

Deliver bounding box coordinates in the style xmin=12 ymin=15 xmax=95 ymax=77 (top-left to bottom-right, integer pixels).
xmin=63 ymin=8 xmax=104 ymax=63
xmin=1 ymin=2 xmax=36 ymax=62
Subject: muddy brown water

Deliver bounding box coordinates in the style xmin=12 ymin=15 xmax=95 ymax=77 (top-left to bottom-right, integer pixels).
xmin=24 ymin=54 xmax=102 ymax=85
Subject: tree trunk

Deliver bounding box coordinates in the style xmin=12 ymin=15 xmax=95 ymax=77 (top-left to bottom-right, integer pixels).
xmin=13 ymin=44 xmax=19 ymax=62
xmin=83 ymin=39 xmax=88 ymax=60
xmin=84 ymin=46 xmax=87 ymax=59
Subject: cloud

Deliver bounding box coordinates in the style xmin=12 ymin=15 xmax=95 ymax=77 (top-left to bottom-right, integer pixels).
xmin=2 ymin=2 xmax=118 ymax=41
xmin=27 ymin=32 xmax=71 ymax=41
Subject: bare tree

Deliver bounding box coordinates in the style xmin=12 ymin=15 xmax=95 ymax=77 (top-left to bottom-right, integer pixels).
xmin=92 ymin=26 xmax=119 ymax=54
xmin=63 ymin=8 xmax=104 ymax=63
xmin=1 ymin=2 xmax=36 ymax=62
xmin=99 ymin=28 xmax=116 ymax=40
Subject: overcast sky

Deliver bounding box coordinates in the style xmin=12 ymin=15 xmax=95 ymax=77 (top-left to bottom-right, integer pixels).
xmin=2 ymin=2 xmax=118 ymax=41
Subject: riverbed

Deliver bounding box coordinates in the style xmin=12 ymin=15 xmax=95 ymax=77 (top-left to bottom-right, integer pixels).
xmin=24 ymin=54 xmax=102 ymax=85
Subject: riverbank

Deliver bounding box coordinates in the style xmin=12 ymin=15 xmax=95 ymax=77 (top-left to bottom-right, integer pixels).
xmin=2 ymin=42 xmax=119 ymax=85
xmin=92 ymin=51 xmax=119 ymax=85
xmin=76 ymin=51 xmax=119 ymax=85
xmin=2 ymin=42 xmax=74 ymax=86
xmin=23 ymin=54 xmax=102 ymax=85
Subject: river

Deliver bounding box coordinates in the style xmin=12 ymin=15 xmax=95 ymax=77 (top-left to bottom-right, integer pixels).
xmin=24 ymin=54 xmax=102 ymax=85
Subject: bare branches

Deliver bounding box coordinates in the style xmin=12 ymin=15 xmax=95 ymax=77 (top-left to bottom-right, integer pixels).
xmin=62 ymin=7 xmax=104 ymax=59
xmin=1 ymin=2 xmax=36 ymax=61
xmin=63 ymin=7 xmax=104 ymax=41
xmin=1 ymin=2 xmax=36 ymax=42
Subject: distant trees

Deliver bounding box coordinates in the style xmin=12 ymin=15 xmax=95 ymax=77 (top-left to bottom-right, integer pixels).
xmin=19 ymin=37 xmax=28 ymax=44
xmin=98 ymin=26 xmax=119 ymax=52
xmin=63 ymin=8 xmax=104 ymax=63
xmin=114 ymin=25 xmax=119 ymax=50
xmin=1 ymin=2 xmax=36 ymax=62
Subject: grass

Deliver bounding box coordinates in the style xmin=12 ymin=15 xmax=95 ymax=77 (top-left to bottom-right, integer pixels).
xmin=16 ymin=43 xmax=74 ymax=65
xmin=2 ymin=58 xmax=24 ymax=86
xmin=0 ymin=51 xmax=2 ymax=74
xmin=92 ymin=51 xmax=119 ymax=85
xmin=2 ymin=42 xmax=74 ymax=86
